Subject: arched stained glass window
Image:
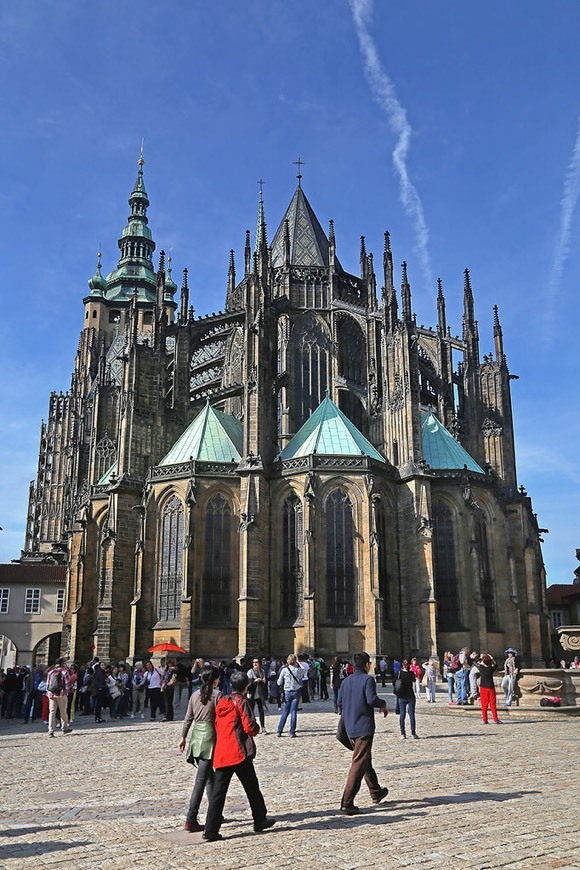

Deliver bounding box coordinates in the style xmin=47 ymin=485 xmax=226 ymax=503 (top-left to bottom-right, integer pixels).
xmin=326 ymin=489 xmax=356 ymax=623
xmin=432 ymin=502 xmax=460 ymax=630
xmin=281 ymin=494 xmax=303 ymax=623
xmin=476 ymin=513 xmax=498 ymax=630
xmin=158 ymin=495 xmax=183 ymax=623
xmin=293 ymin=314 xmax=329 ymax=430
xmin=202 ymin=495 xmax=232 ymax=624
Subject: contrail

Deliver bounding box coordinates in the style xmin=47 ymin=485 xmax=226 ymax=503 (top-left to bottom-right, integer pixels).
xmin=348 ymin=0 xmax=433 ymax=291
xmin=546 ymin=117 xmax=580 ymax=344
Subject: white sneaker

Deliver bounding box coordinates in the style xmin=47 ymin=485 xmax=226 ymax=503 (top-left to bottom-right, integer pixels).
xmin=140 ymin=713 xmax=144 ymax=719
xmin=130 ymin=713 xmax=135 ymax=719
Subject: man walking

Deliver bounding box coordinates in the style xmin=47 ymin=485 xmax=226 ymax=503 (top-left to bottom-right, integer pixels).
xmin=46 ymin=657 xmax=72 ymax=737
xmin=338 ymin=652 xmax=389 ymax=815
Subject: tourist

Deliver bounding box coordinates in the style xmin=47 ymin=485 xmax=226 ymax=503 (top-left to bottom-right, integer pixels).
xmin=502 ymin=649 xmax=519 ymax=708
xmin=409 ymin=657 xmax=422 ymax=699
xmin=131 ymin=661 xmax=148 ymax=719
xmin=455 ymin=659 xmax=469 ymax=705
xmin=337 ymin=651 xmax=389 ymax=815
xmin=570 ymin=657 xmax=580 ymax=669
xmin=105 ymin=666 xmax=121 ymax=719
xmin=422 ymin=658 xmax=437 ymax=703
xmin=161 ymin=658 xmax=177 ymax=721
xmin=92 ymin=660 xmax=107 ymax=723
xmin=276 ymin=653 xmax=303 ymax=737
xmin=203 ymin=671 xmax=275 ymax=841
xmin=179 ymin=665 xmax=220 ymax=833
xmin=443 ymin=651 xmax=455 ymax=704
xmin=378 ymin=656 xmax=388 ymax=688
xmin=267 ymin=661 xmax=282 ymax=710
xmin=247 ymin=657 xmax=268 ymax=732
xmin=468 ymin=652 xmax=480 ymax=704
xmin=46 ymin=657 xmax=72 ymax=737
xmin=478 ymin=654 xmax=501 ymax=725
xmin=331 ymin=656 xmax=343 ymax=713
xmin=67 ymin=663 xmax=78 ymax=721
xmin=319 ymin=657 xmax=329 ymax=700
xmin=394 ymin=659 xmax=419 ymax=740
xmin=145 ymin=660 xmax=165 ymax=720
xmin=299 ymin=655 xmax=311 ymax=703
xmin=175 ymin=658 xmax=190 ymax=705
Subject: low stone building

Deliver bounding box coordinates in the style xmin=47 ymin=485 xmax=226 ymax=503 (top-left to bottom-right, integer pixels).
xmin=0 ymin=563 xmax=66 ymax=665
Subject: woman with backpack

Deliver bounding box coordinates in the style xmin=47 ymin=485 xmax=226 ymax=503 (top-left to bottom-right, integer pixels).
xmin=179 ymin=665 xmax=220 ymax=833
xmin=394 ymin=659 xmax=420 ymax=740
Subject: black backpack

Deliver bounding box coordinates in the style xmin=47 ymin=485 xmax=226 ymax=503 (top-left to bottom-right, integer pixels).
xmin=48 ymin=669 xmax=63 ymax=693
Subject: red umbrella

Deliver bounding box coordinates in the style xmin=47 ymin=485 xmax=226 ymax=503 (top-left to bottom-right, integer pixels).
xmin=148 ymin=642 xmax=187 ymax=654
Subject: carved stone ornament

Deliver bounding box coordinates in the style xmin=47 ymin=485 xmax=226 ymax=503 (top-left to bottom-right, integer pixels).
xmin=558 ymin=626 xmax=580 ymax=652
xmin=388 ymin=375 xmax=406 ymax=412
xmin=517 ymin=673 xmax=564 ymax=696
xmin=482 ymin=416 xmax=503 ymax=438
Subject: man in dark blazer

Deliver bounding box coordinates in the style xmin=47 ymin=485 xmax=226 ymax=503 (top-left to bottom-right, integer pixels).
xmin=338 ymin=651 xmax=389 ymax=814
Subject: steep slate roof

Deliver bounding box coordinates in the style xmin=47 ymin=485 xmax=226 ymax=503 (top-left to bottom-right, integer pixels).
xmin=0 ymin=564 xmax=66 ymax=584
xmin=278 ymin=395 xmax=386 ymax=462
xmin=159 ymin=402 xmax=242 ymax=466
xmin=421 ymin=411 xmax=484 ymax=473
xmin=270 ymin=185 xmax=341 ymax=269
xmin=97 ymin=461 xmax=118 ymax=485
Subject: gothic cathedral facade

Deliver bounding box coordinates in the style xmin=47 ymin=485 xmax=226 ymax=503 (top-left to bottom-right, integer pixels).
xmin=22 ymin=157 xmax=551 ymax=665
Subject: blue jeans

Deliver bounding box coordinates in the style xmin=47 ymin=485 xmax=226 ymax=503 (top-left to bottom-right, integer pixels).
xmin=447 ymin=674 xmax=455 ymax=702
xmin=456 ymin=673 xmax=468 ymax=703
xmin=398 ymin=696 xmax=417 ymax=736
xmin=502 ymin=675 xmax=515 ymax=706
xmin=277 ymin=689 xmax=300 ymax=736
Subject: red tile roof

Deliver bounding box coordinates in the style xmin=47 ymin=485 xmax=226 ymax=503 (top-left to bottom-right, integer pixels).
xmin=0 ymin=563 xmax=66 ymax=584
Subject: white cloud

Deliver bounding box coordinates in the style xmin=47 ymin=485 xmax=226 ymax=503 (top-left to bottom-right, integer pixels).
xmin=348 ymin=0 xmax=433 ymax=290
xmin=545 ymin=117 xmax=580 ymax=345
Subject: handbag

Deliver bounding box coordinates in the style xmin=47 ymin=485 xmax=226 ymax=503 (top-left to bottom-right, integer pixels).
xmin=336 ymin=715 xmax=353 ymax=751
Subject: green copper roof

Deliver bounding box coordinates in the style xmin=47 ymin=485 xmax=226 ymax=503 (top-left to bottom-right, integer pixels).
xmin=159 ymin=402 xmax=243 ymax=466
xmin=421 ymin=411 xmax=484 ymax=473
xmin=271 ymin=186 xmax=341 ymax=269
xmin=97 ymin=461 xmax=118 ymax=485
xmin=278 ymin=394 xmax=386 ymax=462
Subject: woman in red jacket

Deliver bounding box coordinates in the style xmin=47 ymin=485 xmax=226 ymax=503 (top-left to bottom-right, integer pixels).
xmin=203 ymin=671 xmax=276 ymax=842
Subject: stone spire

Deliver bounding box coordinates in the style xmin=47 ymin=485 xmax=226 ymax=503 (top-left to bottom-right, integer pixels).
xmin=244 ymin=229 xmax=251 ymax=276
xmin=360 ymin=235 xmax=368 ymax=279
xmin=462 ymin=268 xmax=479 ymax=362
xmin=437 ymin=277 xmax=447 ymax=336
xmin=180 ymin=268 xmax=189 ymax=322
xmin=401 ymin=261 xmax=412 ymax=322
xmin=493 ymin=304 xmax=504 ymax=362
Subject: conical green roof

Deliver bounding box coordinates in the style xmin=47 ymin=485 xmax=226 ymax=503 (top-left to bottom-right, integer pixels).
xmin=278 ymin=395 xmax=385 ymax=462
xmin=160 ymin=402 xmax=242 ymax=466
xmin=421 ymin=411 xmax=484 ymax=473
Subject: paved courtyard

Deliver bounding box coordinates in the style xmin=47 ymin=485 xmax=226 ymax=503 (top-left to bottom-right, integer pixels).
xmin=2 ymin=688 xmax=579 ymax=870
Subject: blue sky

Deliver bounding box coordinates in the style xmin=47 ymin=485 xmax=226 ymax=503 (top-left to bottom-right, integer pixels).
xmin=0 ymin=1 xmax=578 ymax=584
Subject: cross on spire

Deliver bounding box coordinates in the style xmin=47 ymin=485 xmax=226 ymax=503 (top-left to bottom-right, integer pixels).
xmin=257 ymin=178 xmax=265 ymax=201
xmin=293 ymin=156 xmax=305 ymax=187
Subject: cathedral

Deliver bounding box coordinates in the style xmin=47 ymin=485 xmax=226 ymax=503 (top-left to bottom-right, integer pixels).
xmin=22 ymin=156 xmax=551 ymax=666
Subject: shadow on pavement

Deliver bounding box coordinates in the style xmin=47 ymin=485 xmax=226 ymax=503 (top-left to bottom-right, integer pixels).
xmin=1 ymin=840 xmax=92 ymax=859
xmin=0 ymin=824 xmax=78 ymax=838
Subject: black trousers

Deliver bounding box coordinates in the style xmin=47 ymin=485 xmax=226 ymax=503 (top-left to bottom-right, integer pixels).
xmin=204 ymin=757 xmax=267 ymax=838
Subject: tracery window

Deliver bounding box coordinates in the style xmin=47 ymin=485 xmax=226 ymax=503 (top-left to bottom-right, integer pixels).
xmin=326 ymin=489 xmax=356 ymax=623
xmin=293 ymin=313 xmax=329 ymax=430
xmin=158 ymin=495 xmax=183 ymax=623
xmin=476 ymin=513 xmax=498 ymax=630
xmin=281 ymin=494 xmax=303 ymax=623
xmin=337 ymin=317 xmax=366 ymax=386
xmin=95 ymin=436 xmax=116 ymax=482
xmin=202 ymin=495 xmax=232 ymax=624
xmin=432 ymin=502 xmax=460 ymax=630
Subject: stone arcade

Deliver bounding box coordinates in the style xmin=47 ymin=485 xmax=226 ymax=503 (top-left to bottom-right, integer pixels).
xmin=22 ymin=156 xmax=551 ymax=665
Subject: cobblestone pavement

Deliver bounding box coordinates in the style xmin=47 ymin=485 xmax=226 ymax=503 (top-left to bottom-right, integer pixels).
xmin=2 ymin=688 xmax=579 ymax=870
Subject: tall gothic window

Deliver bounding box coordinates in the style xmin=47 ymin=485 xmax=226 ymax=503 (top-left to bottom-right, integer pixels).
xmin=281 ymin=494 xmax=303 ymax=623
xmin=338 ymin=390 xmax=365 ymax=433
xmin=375 ymin=499 xmax=391 ymax=624
xmin=476 ymin=513 xmax=498 ymax=630
xmin=158 ymin=496 xmax=183 ymax=623
xmin=202 ymin=495 xmax=232 ymax=624
xmin=337 ymin=317 xmax=367 ymax=386
xmin=95 ymin=436 xmax=116 ymax=482
xmin=432 ymin=502 xmax=460 ymax=630
xmin=326 ymin=489 xmax=356 ymax=623
xmin=293 ymin=313 xmax=329 ymax=430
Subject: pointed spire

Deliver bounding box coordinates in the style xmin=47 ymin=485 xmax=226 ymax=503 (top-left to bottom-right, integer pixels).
xmin=244 ymin=229 xmax=251 ymax=276
xmin=180 ymin=268 xmax=189 ymax=322
xmin=88 ymin=246 xmax=106 ymax=294
xmin=228 ymin=249 xmax=236 ymax=294
xmin=493 ymin=304 xmax=504 ymax=360
xmin=401 ymin=261 xmax=412 ymax=322
xmin=437 ymin=277 xmax=447 ymax=335
xmin=129 ymin=147 xmax=149 ymax=225
xmin=462 ymin=268 xmax=479 ymax=361
xmin=383 ymin=231 xmax=394 ymax=298
xmin=254 ymin=180 xmax=267 ymax=255
xmin=360 ymin=236 xmax=368 ymax=278
xmin=156 ymin=250 xmax=166 ymax=311
xmin=328 ymin=219 xmax=336 ymax=268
